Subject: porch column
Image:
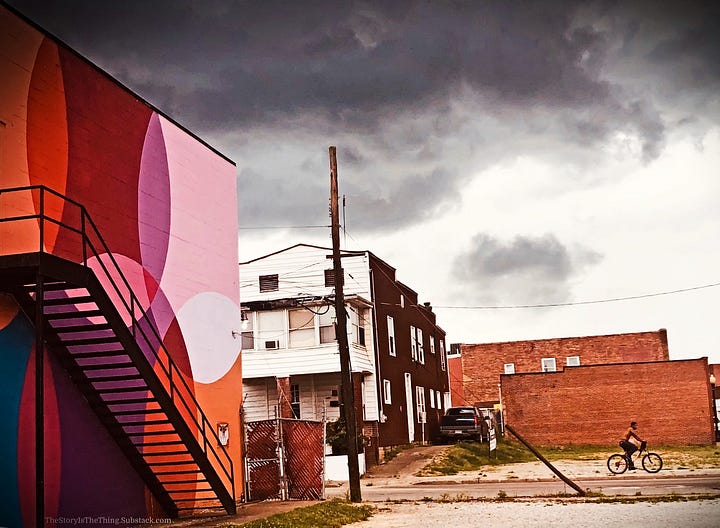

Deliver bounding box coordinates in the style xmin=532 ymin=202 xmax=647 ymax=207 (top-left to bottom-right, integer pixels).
xmin=276 ymin=376 xmax=294 ymax=418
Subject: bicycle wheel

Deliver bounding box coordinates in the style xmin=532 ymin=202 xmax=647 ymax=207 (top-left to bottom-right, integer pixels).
xmin=642 ymin=452 xmax=663 ymax=473
xmin=607 ymin=454 xmax=628 ymax=474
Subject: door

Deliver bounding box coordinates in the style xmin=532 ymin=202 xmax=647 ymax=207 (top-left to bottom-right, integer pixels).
xmin=404 ymin=373 xmax=415 ymax=443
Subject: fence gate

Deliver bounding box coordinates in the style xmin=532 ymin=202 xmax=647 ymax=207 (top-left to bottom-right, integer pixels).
xmin=244 ymin=419 xmax=281 ymax=501
xmin=244 ymin=418 xmax=324 ymax=502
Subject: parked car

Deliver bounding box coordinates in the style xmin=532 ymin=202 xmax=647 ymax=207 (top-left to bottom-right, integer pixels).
xmin=439 ymin=406 xmax=484 ymax=442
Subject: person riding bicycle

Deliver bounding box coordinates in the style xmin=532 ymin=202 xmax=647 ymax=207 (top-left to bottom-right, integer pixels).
xmin=620 ymin=421 xmax=646 ymax=470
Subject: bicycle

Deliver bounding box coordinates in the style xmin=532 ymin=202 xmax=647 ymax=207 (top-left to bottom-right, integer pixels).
xmin=607 ymin=441 xmax=663 ymax=474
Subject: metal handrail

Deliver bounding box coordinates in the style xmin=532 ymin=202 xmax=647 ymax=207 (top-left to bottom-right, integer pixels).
xmin=0 ymin=185 xmax=235 ymax=498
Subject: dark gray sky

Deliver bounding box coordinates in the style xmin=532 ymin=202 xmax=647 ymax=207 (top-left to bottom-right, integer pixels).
xmin=7 ymin=0 xmax=720 ymax=358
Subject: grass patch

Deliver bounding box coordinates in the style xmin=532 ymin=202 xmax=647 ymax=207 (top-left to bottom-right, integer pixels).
xmin=418 ymin=442 xmax=720 ymax=476
xmin=229 ymin=499 xmax=374 ymax=528
xmin=419 ymin=440 xmax=536 ymax=475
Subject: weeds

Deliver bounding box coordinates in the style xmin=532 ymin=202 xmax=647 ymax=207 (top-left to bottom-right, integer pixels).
xmin=230 ymin=499 xmax=374 ymax=528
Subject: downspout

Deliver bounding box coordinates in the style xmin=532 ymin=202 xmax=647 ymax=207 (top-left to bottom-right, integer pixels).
xmin=369 ymin=267 xmax=385 ymax=424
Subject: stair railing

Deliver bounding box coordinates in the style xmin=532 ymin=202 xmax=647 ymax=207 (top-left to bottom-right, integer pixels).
xmin=0 ymin=185 xmax=235 ymax=500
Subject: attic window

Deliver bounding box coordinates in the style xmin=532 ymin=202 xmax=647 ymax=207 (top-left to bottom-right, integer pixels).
xmin=259 ymin=274 xmax=279 ymax=292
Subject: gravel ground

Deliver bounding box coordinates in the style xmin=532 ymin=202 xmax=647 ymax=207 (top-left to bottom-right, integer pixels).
xmin=351 ymin=499 xmax=720 ymax=527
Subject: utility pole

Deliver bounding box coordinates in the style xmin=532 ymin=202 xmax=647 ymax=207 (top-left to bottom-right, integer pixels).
xmin=329 ymin=146 xmax=362 ymax=502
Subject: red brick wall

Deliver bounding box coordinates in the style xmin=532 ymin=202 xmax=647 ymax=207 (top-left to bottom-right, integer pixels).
xmin=448 ymin=355 xmax=466 ymax=406
xmin=502 ymin=358 xmax=714 ymax=446
xmin=461 ymin=329 xmax=669 ymax=404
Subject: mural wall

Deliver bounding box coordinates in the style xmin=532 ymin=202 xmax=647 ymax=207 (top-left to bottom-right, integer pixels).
xmin=0 ymin=5 xmax=241 ymax=524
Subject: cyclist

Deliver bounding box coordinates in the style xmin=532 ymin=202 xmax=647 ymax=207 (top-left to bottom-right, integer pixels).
xmin=620 ymin=421 xmax=646 ymax=470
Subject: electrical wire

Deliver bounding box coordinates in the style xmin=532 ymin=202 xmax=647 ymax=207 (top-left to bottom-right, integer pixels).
xmin=434 ymin=281 xmax=720 ymax=310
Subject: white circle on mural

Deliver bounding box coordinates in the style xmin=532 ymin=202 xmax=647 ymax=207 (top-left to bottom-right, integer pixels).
xmin=176 ymin=292 xmax=241 ymax=384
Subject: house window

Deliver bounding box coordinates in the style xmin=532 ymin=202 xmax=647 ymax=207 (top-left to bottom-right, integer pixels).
xmin=383 ymin=379 xmax=392 ymax=404
xmin=289 ymin=309 xmax=314 ymax=348
xmin=416 ymin=327 xmax=425 ymax=364
xmin=542 ymin=357 xmax=557 ymax=372
xmin=429 ymin=335 xmax=435 ymax=355
xmin=241 ymin=313 xmax=254 ymax=350
xmin=429 ymin=389 xmax=435 ymax=409
xmin=319 ymin=307 xmax=336 ymax=344
xmin=350 ymin=308 xmax=366 ymax=347
xmin=566 ymin=356 xmax=580 ymax=367
xmin=259 ymin=274 xmax=279 ymax=292
xmin=439 ymin=340 xmax=446 ymax=371
xmin=387 ymin=316 xmax=396 ymax=356
xmin=400 ymin=294 xmax=404 ymax=308
xmin=436 ymin=391 xmax=442 ymax=410
xmin=290 ymin=383 xmax=301 ymax=419
xmin=324 ymin=269 xmax=335 ymax=287
xmin=504 ymin=363 xmax=515 ymax=374
xmin=257 ymin=311 xmax=285 ymax=349
xmin=415 ymin=386 xmax=426 ymax=423
xmin=410 ymin=326 xmax=417 ymax=360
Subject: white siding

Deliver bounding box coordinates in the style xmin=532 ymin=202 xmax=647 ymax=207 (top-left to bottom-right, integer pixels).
xmin=240 ymin=245 xmax=371 ymax=302
xmin=242 ymin=378 xmax=278 ymax=422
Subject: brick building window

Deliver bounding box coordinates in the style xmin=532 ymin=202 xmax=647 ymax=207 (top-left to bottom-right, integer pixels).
xmin=504 ymin=363 xmax=515 ymax=374
xmin=566 ymin=356 xmax=580 ymax=367
xmin=541 ymin=357 xmax=557 ymax=372
xmin=415 ymin=386 xmax=426 ymax=422
xmin=383 ymin=379 xmax=392 ymax=404
xmin=440 ymin=340 xmax=446 ymax=371
xmin=387 ymin=316 xmax=396 ymax=356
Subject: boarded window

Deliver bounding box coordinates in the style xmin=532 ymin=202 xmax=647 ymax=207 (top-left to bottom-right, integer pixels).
xmin=324 ymin=269 xmax=335 ymax=287
xmin=259 ymin=274 xmax=279 ymax=292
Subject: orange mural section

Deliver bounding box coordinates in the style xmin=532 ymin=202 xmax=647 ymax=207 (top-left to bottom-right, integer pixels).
xmin=27 ymin=37 xmax=68 ymax=253
xmin=193 ymin=354 xmax=243 ymax=499
xmin=0 ymin=9 xmax=42 ymax=255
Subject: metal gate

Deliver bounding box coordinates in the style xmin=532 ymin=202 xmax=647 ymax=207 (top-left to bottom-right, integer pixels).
xmin=244 ymin=418 xmax=324 ymax=502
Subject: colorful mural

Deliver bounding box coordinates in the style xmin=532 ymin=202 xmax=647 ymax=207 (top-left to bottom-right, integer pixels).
xmin=0 ymin=5 xmax=241 ymax=524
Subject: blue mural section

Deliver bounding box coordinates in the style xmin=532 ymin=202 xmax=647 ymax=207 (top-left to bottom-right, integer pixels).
xmin=0 ymin=311 xmax=34 ymax=528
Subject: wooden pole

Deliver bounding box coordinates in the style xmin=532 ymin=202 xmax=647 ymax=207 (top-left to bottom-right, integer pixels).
xmin=329 ymin=146 xmax=362 ymax=502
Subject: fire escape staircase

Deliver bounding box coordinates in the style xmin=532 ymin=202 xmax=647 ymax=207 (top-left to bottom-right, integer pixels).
xmin=0 ymin=186 xmax=236 ymax=517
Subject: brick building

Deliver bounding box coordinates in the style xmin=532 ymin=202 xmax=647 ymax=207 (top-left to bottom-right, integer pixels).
xmin=502 ymin=358 xmax=716 ymax=446
xmin=454 ymin=329 xmax=669 ymax=406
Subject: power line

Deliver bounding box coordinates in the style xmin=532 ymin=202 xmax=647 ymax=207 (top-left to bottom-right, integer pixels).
xmin=435 ymin=281 xmax=720 ymax=310
xmin=238 ymin=224 xmax=330 ymax=230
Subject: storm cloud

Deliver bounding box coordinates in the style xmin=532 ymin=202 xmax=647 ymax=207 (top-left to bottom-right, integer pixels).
xmin=451 ymin=233 xmax=603 ymax=304
xmin=7 ymin=0 xmax=719 ymax=233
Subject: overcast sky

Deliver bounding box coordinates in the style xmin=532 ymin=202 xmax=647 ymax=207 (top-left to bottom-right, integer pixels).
xmin=8 ymin=0 xmax=720 ymax=363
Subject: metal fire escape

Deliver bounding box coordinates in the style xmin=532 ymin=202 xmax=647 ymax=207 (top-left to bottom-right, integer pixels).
xmin=0 ymin=186 xmax=236 ymax=518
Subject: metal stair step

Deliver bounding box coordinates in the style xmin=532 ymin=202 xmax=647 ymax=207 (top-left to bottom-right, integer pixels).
xmin=134 ymin=440 xmax=184 ymax=447
xmin=45 ymin=309 xmax=103 ymax=319
xmin=86 ymin=373 xmax=142 ymax=382
xmin=154 ymin=469 xmax=203 ymax=475
xmin=52 ymin=322 xmax=113 ymax=332
xmin=79 ymin=361 xmax=136 ymax=371
xmin=118 ymin=419 xmax=172 ymax=427
xmin=146 ymin=460 xmax=200 ymax=467
xmin=94 ymin=385 xmax=149 ymax=394
xmin=111 ymin=408 xmax=166 ymax=416
xmin=156 ymin=478 xmax=209 ymax=484
xmin=41 ymin=295 xmax=95 ymax=306
xmin=142 ymin=451 xmax=193 ymax=457
xmin=70 ymin=349 xmax=128 ymax=359
xmin=57 ymin=335 xmax=121 ymax=346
